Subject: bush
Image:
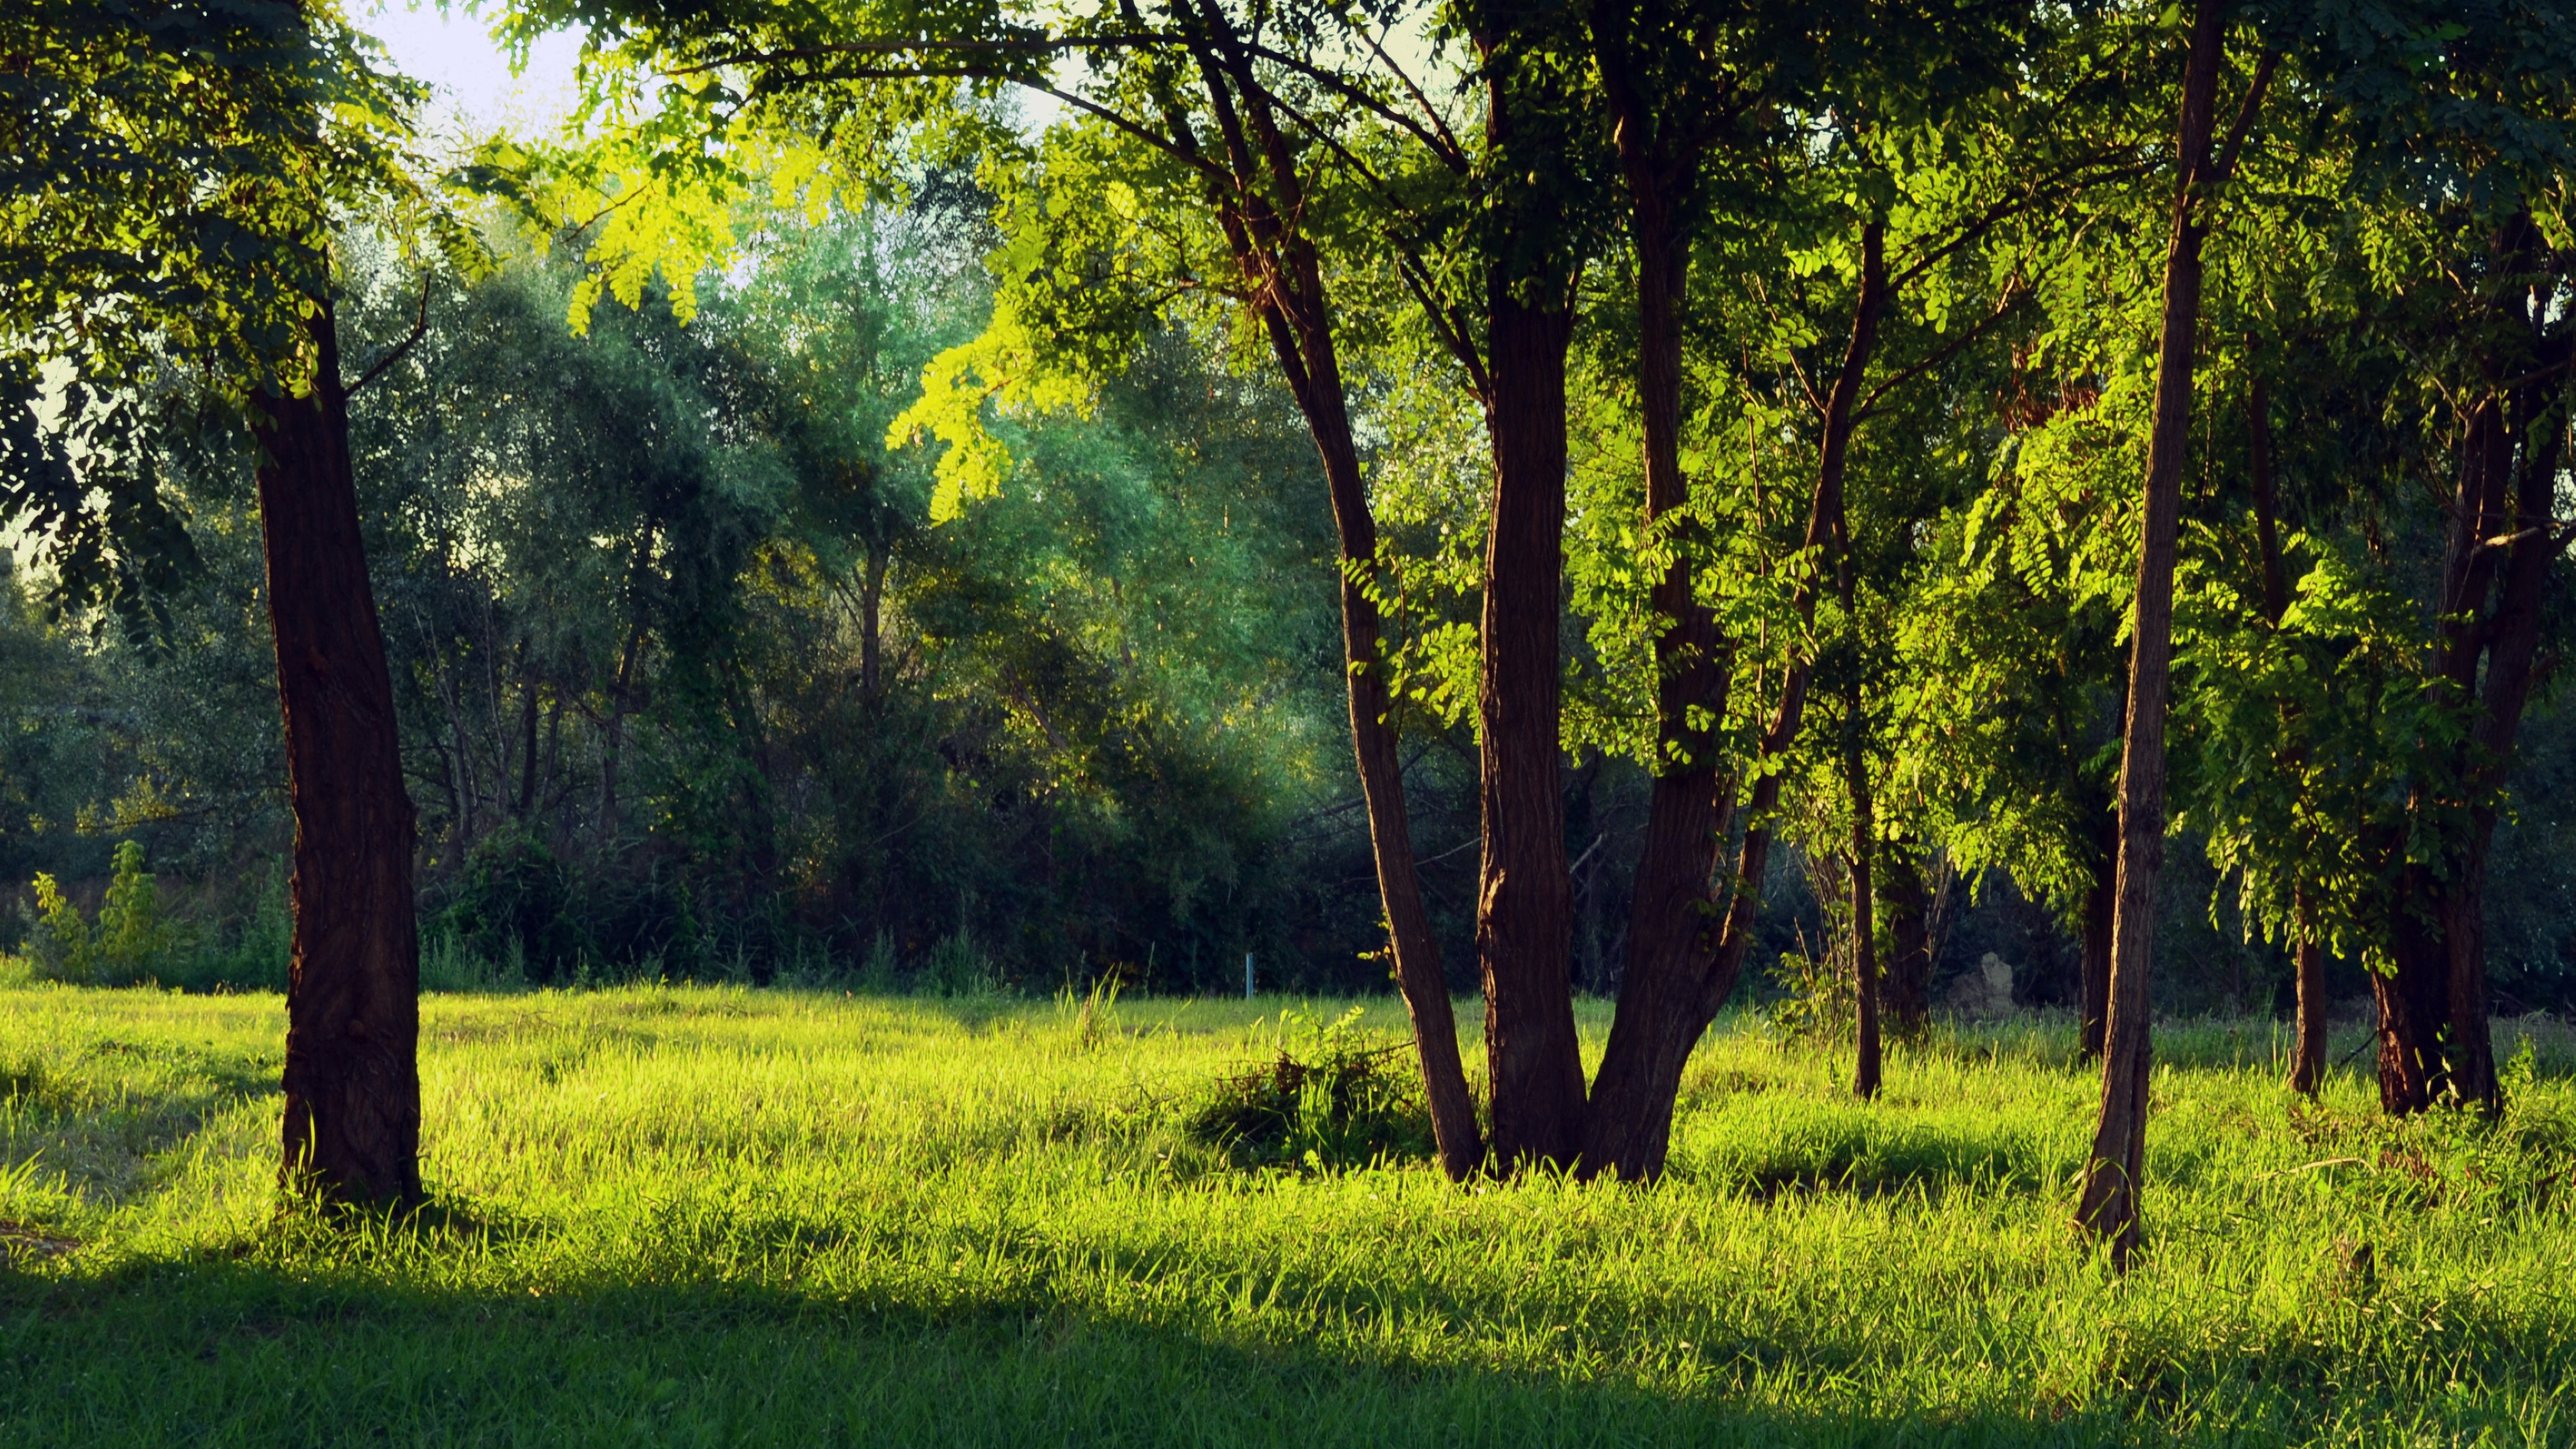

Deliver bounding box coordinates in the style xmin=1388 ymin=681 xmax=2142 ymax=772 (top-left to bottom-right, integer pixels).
xmin=24 ymin=841 xmax=186 ymax=985
xmin=1185 ymin=1007 xmax=1433 ymax=1172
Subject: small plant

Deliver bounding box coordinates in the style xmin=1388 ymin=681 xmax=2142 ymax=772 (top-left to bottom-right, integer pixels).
xmin=1185 ymin=1006 xmax=1432 ymax=1172
xmin=1766 ymin=933 xmax=1856 ymax=1046
xmin=924 ymin=928 xmax=998 ymax=996
xmin=26 ymin=841 xmax=183 ymax=986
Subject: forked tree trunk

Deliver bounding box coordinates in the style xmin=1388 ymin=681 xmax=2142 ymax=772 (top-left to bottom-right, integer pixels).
xmin=1578 ymin=58 xmax=1739 ymax=1177
xmin=253 ymin=301 xmax=422 ymax=1206
xmin=1477 ymin=283 xmax=1587 ymax=1169
xmin=2078 ymin=0 xmax=2231 ymax=1268
xmin=1583 ymin=219 xmax=1888 ymax=1179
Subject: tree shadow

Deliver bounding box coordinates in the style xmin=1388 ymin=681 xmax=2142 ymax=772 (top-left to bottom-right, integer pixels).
xmin=0 ymin=1245 xmax=2487 ymax=1449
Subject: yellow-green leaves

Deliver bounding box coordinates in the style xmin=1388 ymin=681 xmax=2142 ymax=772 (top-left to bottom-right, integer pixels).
xmin=885 ymin=301 xmax=1096 ymax=523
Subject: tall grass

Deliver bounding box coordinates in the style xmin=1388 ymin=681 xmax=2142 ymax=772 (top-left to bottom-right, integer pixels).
xmin=3 ymin=985 xmax=2573 ymax=1446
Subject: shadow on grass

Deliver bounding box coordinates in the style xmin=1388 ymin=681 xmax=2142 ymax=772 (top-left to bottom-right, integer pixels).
xmin=2 ymin=1242 xmax=2502 ymax=1449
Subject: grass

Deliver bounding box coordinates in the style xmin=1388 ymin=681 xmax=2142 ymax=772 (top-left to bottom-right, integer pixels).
xmin=3 ymin=984 xmax=2575 ymax=1447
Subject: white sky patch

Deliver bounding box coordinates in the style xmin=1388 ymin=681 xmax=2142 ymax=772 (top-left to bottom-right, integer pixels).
xmin=360 ymin=2 xmax=585 ymax=145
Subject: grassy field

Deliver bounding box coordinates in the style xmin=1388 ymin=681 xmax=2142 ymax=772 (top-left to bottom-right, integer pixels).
xmin=3 ymin=983 xmax=2574 ymax=1447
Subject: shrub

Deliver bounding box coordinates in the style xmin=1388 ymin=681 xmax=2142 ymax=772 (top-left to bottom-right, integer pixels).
xmin=25 ymin=842 xmax=185 ymax=985
xmin=1185 ymin=1007 xmax=1433 ymax=1172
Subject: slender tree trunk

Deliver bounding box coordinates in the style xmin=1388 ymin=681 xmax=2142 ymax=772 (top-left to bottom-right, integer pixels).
xmin=1879 ymin=844 xmax=1933 ymax=1040
xmin=1163 ymin=13 xmax=1483 ymax=1175
xmin=859 ymin=545 xmax=888 ymax=704
xmin=2247 ymin=375 xmax=2327 ymax=1095
xmin=253 ymin=301 xmax=421 ymax=1205
xmin=1477 ymin=282 xmax=1587 ymax=1169
xmin=1846 ymin=679 xmax=1881 ymax=1099
xmin=2077 ymin=812 xmax=2116 ymax=1062
xmin=1578 ymin=79 xmax=1738 ymax=1177
xmin=515 ymin=646 xmax=539 ymax=820
xmin=2290 ymin=890 xmax=2327 ymax=1095
xmin=2077 ymin=0 xmax=2230 ymax=1267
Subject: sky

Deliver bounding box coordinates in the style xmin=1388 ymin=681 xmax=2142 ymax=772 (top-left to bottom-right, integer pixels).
xmin=358 ymin=3 xmax=586 ymax=143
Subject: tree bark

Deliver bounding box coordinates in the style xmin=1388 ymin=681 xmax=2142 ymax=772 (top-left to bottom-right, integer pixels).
xmin=2289 ymin=890 xmax=2326 ymax=1095
xmin=1167 ymin=9 xmax=1484 ymax=1175
xmin=1846 ymin=678 xmax=1882 ymax=1100
xmin=1476 ymin=282 xmax=1587 ymax=1169
xmin=1583 ymin=219 xmax=1888 ymax=1178
xmin=2077 ymin=809 xmax=2116 ymax=1063
xmin=253 ymin=300 xmax=422 ymax=1206
xmin=2077 ymin=0 xmax=2230 ymax=1268
xmin=1577 ymin=40 xmax=1739 ymax=1177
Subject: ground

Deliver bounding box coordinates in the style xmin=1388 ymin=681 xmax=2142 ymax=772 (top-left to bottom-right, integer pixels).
xmin=2 ymin=984 xmax=2571 ymax=1447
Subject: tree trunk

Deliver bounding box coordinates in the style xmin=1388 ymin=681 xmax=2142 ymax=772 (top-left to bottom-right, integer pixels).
xmin=2247 ymin=374 xmax=2326 ymax=1096
xmin=859 ymin=544 xmax=888 ymax=703
xmin=1577 ymin=72 xmax=1738 ymax=1177
xmin=1584 ymin=219 xmax=1888 ymax=1178
xmin=2290 ymin=890 xmax=2326 ymax=1095
xmin=1166 ymin=18 xmax=1484 ymax=1175
xmin=1879 ymin=845 xmax=1933 ymax=1040
xmin=1846 ymin=680 xmax=1881 ymax=1099
xmin=1476 ymin=282 xmax=1587 ymax=1169
xmin=253 ymin=300 xmax=421 ymax=1206
xmin=2077 ymin=0 xmax=2229 ymax=1268
xmin=2072 ymin=804 xmax=2117 ymax=1061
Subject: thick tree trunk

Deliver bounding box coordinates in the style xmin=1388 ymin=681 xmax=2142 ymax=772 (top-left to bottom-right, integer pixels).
xmin=1578 ymin=90 xmax=1738 ymax=1178
xmin=253 ymin=301 xmax=422 ymax=1206
xmin=1879 ymin=845 xmax=1933 ymax=1040
xmin=2078 ymin=0 xmax=2229 ymax=1268
xmin=1477 ymin=284 xmax=1587 ymax=1169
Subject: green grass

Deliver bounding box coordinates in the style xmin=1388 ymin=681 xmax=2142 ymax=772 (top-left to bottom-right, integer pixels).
xmin=4 ymin=984 xmax=2575 ymax=1447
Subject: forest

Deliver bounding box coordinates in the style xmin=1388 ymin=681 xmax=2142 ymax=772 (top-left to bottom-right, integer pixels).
xmin=5 ymin=0 xmax=2576 ymax=1442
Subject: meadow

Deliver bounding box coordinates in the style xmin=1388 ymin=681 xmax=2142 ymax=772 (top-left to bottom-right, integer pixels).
xmin=3 ymin=983 xmax=2573 ymax=1448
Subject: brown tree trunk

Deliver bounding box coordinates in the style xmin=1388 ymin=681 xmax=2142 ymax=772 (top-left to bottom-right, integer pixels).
xmin=1166 ymin=17 xmax=1483 ymax=1175
xmin=1583 ymin=219 xmax=1888 ymax=1178
xmin=859 ymin=544 xmax=888 ymax=703
xmin=253 ymin=301 xmax=422 ymax=1206
xmin=1879 ymin=845 xmax=1933 ymax=1040
xmin=1577 ymin=62 xmax=1738 ymax=1177
xmin=1476 ymin=282 xmax=1587 ymax=1169
xmin=1846 ymin=680 xmax=1882 ymax=1099
xmin=2077 ymin=0 xmax=2231 ymax=1268
xmin=2247 ymin=375 xmax=2327 ymax=1096
xmin=2290 ymin=890 xmax=2326 ymax=1095
xmin=2077 ymin=811 xmax=2116 ymax=1063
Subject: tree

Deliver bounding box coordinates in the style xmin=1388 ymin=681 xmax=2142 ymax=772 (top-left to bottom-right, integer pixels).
xmin=0 ymin=0 xmax=461 ymax=1203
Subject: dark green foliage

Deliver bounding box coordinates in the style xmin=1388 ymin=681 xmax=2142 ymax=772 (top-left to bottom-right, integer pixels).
xmin=1186 ymin=1009 xmax=1436 ymax=1171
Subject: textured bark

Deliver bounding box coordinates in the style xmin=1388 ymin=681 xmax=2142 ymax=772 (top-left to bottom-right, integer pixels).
xmin=2078 ymin=0 xmax=2229 ymax=1268
xmin=1172 ymin=11 xmax=1483 ymax=1174
xmin=1477 ymin=282 xmax=1587 ymax=1169
xmin=254 ymin=301 xmax=422 ymax=1206
xmin=1577 ymin=38 xmax=1738 ymax=1178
